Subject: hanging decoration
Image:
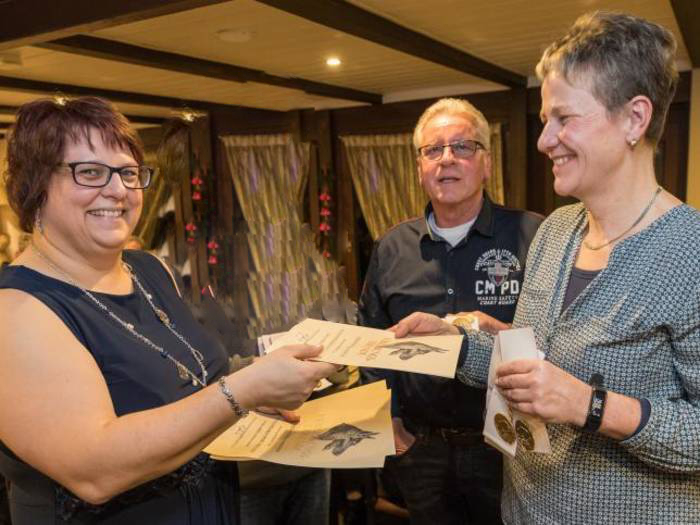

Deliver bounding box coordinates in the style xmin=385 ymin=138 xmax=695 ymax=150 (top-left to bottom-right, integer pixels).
xmin=207 ymin=238 xmax=220 ymax=265
xmin=185 ymin=220 xmax=198 ymax=244
xmin=191 ymin=170 xmax=204 ymax=201
xmin=318 ymin=166 xmax=335 ymax=258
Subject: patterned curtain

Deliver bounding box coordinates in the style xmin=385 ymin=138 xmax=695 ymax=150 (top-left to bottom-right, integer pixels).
xmin=341 ymin=123 xmax=505 ymax=241
xmin=221 ymin=134 xmax=348 ymax=337
xmin=341 ymin=133 xmax=427 ymax=241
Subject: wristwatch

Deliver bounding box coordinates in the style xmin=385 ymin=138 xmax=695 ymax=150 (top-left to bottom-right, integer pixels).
xmin=583 ymin=373 xmax=607 ymax=432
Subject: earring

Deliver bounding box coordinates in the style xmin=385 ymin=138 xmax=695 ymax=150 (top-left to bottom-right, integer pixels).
xmin=628 ymin=138 xmax=638 ymax=148
xmin=35 ymin=210 xmax=44 ymax=234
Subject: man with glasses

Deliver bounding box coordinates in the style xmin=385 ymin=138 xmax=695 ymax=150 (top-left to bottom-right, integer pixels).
xmin=359 ymin=98 xmax=542 ymax=524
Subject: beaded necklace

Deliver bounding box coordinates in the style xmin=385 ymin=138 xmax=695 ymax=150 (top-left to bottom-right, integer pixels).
xmin=31 ymin=244 xmax=208 ymax=387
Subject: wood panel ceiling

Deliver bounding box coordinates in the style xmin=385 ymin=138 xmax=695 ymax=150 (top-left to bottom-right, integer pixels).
xmin=0 ymin=0 xmax=691 ymax=121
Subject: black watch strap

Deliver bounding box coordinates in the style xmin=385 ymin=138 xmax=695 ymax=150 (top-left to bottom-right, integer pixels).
xmin=583 ymin=373 xmax=607 ymax=432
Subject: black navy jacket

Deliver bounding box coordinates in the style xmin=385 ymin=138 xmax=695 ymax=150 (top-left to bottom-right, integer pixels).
xmin=358 ymin=195 xmax=543 ymax=429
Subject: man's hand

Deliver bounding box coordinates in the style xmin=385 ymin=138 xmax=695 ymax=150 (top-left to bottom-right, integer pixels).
xmin=392 ymin=417 xmax=416 ymax=455
xmin=454 ymin=310 xmax=511 ymax=335
xmin=390 ymin=312 xmax=459 ymax=338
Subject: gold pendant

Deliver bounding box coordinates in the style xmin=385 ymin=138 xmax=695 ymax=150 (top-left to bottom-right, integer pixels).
xmin=177 ymin=363 xmax=189 ymax=380
xmin=515 ymin=420 xmax=535 ymax=451
xmin=494 ymin=413 xmax=516 ymax=444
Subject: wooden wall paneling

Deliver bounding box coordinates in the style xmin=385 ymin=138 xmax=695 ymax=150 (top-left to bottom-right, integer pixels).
xmin=505 ymin=88 xmax=528 ymax=209
xmin=334 ymin=128 xmax=360 ymax=301
xmin=656 ymin=102 xmax=689 ymax=201
xmin=172 ymin=185 xmax=187 ymax=266
xmin=315 ymin=110 xmax=335 ymax=256
xmin=190 ymin=116 xmax=214 ymax=297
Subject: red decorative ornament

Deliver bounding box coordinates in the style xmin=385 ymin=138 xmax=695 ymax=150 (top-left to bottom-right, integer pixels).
xmin=319 ymin=192 xmax=331 ymax=202
xmin=320 ymin=207 xmax=331 ymax=217
xmin=192 ymin=191 xmax=202 ymax=201
xmin=319 ymin=223 xmax=331 ymax=233
xmin=207 ymin=237 xmax=220 ymax=265
xmin=323 ymin=250 xmax=331 ymax=258
xmin=191 ymin=176 xmax=204 ymax=185
xmin=185 ymin=221 xmax=197 ymax=244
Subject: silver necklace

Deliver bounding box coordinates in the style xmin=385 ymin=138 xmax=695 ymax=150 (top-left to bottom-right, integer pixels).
xmin=582 ymin=186 xmax=662 ymax=251
xmin=31 ymin=245 xmax=208 ymax=388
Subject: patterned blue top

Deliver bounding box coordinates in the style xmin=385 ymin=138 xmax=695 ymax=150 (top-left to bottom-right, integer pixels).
xmin=458 ymin=203 xmax=700 ymax=524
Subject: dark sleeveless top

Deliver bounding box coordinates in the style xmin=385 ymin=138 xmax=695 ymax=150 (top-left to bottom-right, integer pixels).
xmin=0 ymin=251 xmax=236 ymax=525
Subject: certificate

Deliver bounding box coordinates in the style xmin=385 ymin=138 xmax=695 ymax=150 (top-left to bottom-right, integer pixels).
xmin=269 ymin=318 xmax=463 ymax=378
xmin=483 ymin=327 xmax=551 ymax=457
xmin=205 ymin=381 xmax=395 ymax=468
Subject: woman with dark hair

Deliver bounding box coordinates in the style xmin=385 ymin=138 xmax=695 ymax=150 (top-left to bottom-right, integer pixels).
xmin=393 ymin=12 xmax=700 ymax=524
xmin=0 ymin=97 xmax=336 ymax=524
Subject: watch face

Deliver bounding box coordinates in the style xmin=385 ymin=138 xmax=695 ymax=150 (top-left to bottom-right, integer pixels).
xmin=515 ymin=420 xmax=535 ymax=451
xmin=494 ymin=413 xmax=516 ymax=444
xmin=591 ymin=393 xmax=604 ymax=416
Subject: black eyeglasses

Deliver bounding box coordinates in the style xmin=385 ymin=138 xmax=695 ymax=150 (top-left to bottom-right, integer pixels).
xmin=418 ymin=139 xmax=485 ymax=161
xmin=60 ymin=162 xmax=153 ymax=189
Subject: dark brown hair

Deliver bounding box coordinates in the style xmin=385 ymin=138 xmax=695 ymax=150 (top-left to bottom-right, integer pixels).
xmin=5 ymin=96 xmax=145 ymax=232
xmin=536 ymin=11 xmax=678 ymax=146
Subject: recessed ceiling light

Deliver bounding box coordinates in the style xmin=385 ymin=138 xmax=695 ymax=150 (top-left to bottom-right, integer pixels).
xmin=326 ymin=57 xmax=341 ymax=67
xmin=216 ymin=29 xmax=254 ymax=43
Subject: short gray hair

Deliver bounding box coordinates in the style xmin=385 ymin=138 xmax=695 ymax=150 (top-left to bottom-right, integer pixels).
xmin=413 ymin=98 xmax=490 ymax=152
xmin=536 ymin=11 xmax=678 ymax=145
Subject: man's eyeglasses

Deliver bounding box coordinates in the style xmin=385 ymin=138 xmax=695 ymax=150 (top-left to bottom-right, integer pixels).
xmin=418 ymin=139 xmax=485 ymax=161
xmin=60 ymin=162 xmax=153 ymax=189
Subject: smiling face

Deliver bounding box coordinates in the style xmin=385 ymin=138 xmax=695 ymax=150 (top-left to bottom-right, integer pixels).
xmin=417 ymin=113 xmax=491 ymax=220
xmin=41 ymin=128 xmax=143 ymax=258
xmin=537 ymin=71 xmax=629 ymax=200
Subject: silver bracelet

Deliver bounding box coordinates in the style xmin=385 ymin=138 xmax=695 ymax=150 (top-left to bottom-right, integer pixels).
xmin=218 ymin=377 xmax=249 ymax=418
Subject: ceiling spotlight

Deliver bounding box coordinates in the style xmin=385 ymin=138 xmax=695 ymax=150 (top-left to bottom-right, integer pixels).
xmin=326 ymin=57 xmax=342 ymax=67
xmin=53 ymin=94 xmax=69 ymax=106
xmin=175 ymin=108 xmax=207 ymax=122
xmin=216 ymin=29 xmax=254 ymax=43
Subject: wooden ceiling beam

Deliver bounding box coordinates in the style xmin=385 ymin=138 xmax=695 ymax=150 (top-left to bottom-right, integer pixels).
xmin=0 ymin=105 xmax=165 ymax=125
xmin=0 ymin=75 xmax=280 ymax=114
xmin=670 ymin=0 xmax=700 ymax=67
xmin=256 ymin=0 xmax=526 ymax=88
xmin=39 ymin=35 xmax=381 ymax=104
xmin=0 ymin=0 xmax=231 ymax=51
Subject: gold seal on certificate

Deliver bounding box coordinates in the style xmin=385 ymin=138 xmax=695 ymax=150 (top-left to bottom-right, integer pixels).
xmin=515 ymin=420 xmax=535 ymax=451
xmin=494 ymin=413 xmax=515 ymax=444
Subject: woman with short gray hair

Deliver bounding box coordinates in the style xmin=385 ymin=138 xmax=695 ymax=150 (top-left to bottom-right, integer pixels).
xmin=393 ymin=11 xmax=700 ymax=524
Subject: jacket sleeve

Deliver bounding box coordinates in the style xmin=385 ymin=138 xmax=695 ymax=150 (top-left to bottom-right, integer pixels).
xmin=357 ymin=242 xmax=401 ymax=417
xmin=619 ymin=280 xmax=700 ymax=473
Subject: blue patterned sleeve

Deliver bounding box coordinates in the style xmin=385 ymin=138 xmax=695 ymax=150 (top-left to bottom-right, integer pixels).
xmin=619 ymin=280 xmax=700 ymax=473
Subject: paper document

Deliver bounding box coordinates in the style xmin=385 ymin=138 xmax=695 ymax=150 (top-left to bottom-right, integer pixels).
xmin=206 ymin=381 xmax=395 ymax=468
xmin=258 ymin=331 xmax=332 ymax=391
xmin=483 ymin=327 xmax=552 ymax=457
xmin=269 ymin=318 xmax=462 ymax=378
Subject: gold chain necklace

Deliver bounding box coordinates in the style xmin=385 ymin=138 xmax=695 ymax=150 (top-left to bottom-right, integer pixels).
xmin=31 ymin=244 xmax=208 ymax=387
xmin=582 ymin=186 xmax=662 ymax=251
